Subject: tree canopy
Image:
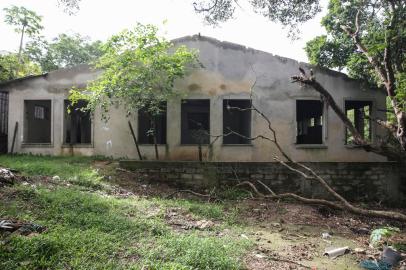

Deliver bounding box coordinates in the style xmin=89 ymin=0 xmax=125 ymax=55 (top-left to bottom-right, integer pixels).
xmin=0 ymin=53 xmax=41 ymax=82
xmin=25 ymin=33 xmax=103 ymax=72
xmin=304 ymin=0 xmax=406 ymax=152
xmin=70 ymin=23 xmax=199 ymax=120
xmin=3 ymin=5 xmax=43 ymax=63
xmin=193 ymin=0 xmax=321 ymax=37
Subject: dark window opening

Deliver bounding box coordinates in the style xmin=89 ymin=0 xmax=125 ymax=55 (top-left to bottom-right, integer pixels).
xmin=223 ymin=99 xmax=251 ymax=144
xmin=345 ymin=100 xmax=372 ymax=144
xmin=138 ymin=103 xmax=167 ymax=144
xmin=64 ymin=100 xmax=91 ymax=144
xmin=296 ymin=100 xmax=323 ymax=144
xmin=181 ymin=99 xmax=210 ymax=144
xmin=24 ymin=100 xmax=51 ymax=143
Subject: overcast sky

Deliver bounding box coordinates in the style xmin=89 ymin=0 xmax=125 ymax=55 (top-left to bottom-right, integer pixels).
xmin=0 ymin=0 xmax=327 ymax=62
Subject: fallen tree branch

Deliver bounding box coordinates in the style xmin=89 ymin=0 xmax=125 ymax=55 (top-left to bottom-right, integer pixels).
xmin=237 ymin=181 xmax=343 ymax=210
xmin=165 ymin=189 xmax=213 ymax=200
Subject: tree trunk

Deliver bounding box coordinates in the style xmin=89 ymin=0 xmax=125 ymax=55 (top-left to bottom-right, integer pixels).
xmin=18 ymin=24 xmax=25 ymax=64
xmin=128 ymin=121 xmax=142 ymax=160
xmin=150 ymin=119 xmax=159 ymax=160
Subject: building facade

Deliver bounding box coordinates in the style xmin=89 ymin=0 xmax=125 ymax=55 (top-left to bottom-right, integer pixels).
xmin=1 ymin=35 xmax=387 ymax=162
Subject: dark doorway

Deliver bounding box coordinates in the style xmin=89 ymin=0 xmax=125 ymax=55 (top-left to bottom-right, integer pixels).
xmin=0 ymin=92 xmax=8 ymax=153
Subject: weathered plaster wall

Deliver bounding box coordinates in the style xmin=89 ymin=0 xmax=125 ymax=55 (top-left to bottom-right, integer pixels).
xmin=3 ymin=35 xmax=388 ymax=162
xmin=120 ymin=160 xmax=406 ymax=206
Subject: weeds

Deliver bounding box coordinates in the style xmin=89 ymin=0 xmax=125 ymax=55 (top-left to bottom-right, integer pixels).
xmin=0 ymin=155 xmax=252 ymax=269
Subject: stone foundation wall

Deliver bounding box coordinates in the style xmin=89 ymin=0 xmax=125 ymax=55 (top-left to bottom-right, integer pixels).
xmin=119 ymin=161 xmax=406 ymax=206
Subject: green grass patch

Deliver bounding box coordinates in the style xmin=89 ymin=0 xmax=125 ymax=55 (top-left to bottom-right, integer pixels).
xmin=0 ymin=155 xmax=252 ymax=269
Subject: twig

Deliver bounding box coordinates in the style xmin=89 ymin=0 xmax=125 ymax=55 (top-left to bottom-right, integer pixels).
xmin=256 ymin=180 xmax=276 ymax=196
xmin=165 ymin=189 xmax=213 ymax=199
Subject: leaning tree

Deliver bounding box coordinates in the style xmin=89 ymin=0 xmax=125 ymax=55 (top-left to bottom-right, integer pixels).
xmin=193 ymin=0 xmax=406 ymax=160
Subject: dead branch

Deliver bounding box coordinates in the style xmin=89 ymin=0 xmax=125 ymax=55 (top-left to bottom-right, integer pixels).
xmin=165 ymin=189 xmax=213 ymax=200
xmin=266 ymin=255 xmax=312 ymax=269
xmin=291 ymin=68 xmax=404 ymax=160
xmin=116 ymin=167 xmax=139 ymax=176
xmin=256 ymin=179 xmax=276 ymax=196
xmin=237 ymin=180 xmax=343 ymax=210
xmin=236 ymin=181 xmax=264 ymax=197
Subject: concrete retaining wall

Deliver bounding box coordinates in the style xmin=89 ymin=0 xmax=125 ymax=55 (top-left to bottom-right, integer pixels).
xmin=119 ymin=160 xmax=406 ymax=206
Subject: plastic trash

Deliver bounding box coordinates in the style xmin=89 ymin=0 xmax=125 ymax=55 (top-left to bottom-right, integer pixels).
xmin=360 ymin=260 xmax=392 ymax=270
xmin=324 ymin=246 xmax=349 ymax=259
xmin=381 ymin=247 xmax=402 ymax=267
xmin=322 ymin=232 xmax=332 ymax=239
xmin=370 ymin=227 xmax=400 ymax=247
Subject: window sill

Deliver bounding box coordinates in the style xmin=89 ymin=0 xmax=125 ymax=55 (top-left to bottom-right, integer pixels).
xmin=344 ymin=144 xmax=369 ymax=149
xmin=295 ymin=144 xmax=327 ymax=149
xmin=62 ymin=144 xmax=94 ymax=148
xmin=138 ymin=144 xmax=167 ymax=146
xmin=22 ymin=143 xmax=53 ymax=148
xmin=222 ymin=144 xmax=253 ymax=147
xmin=180 ymin=144 xmax=210 ymax=146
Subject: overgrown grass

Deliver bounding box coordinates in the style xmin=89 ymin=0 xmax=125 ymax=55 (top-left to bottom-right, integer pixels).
xmin=0 ymin=155 xmax=252 ymax=269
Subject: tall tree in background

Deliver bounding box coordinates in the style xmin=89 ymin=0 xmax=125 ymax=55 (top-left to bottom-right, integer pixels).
xmin=70 ymin=23 xmax=199 ymax=159
xmin=193 ymin=0 xmax=406 ymax=158
xmin=3 ymin=5 xmax=43 ymax=63
xmin=303 ymin=0 xmax=406 ymax=155
xmin=0 ymin=53 xmax=41 ymax=82
xmin=25 ymin=33 xmax=103 ymax=72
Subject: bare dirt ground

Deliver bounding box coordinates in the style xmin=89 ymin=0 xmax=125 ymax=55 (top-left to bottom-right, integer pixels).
xmin=107 ymin=162 xmax=406 ymax=270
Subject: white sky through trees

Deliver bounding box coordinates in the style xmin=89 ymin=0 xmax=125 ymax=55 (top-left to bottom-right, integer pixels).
xmin=0 ymin=0 xmax=327 ymax=62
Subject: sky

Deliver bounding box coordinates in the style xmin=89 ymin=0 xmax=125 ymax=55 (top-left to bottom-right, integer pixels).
xmin=0 ymin=0 xmax=327 ymax=62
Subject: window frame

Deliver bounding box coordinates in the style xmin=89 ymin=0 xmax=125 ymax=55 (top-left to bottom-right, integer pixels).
xmin=22 ymin=99 xmax=53 ymax=146
xmin=222 ymin=99 xmax=253 ymax=145
xmin=180 ymin=99 xmax=211 ymax=145
xmin=343 ymin=98 xmax=375 ymax=146
xmin=294 ymin=98 xmax=328 ymax=148
xmin=137 ymin=102 xmax=167 ymax=145
xmin=62 ymin=99 xmax=94 ymax=147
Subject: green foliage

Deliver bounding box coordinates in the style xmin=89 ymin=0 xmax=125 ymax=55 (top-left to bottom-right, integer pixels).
xmin=194 ymin=0 xmax=321 ymax=38
xmin=139 ymin=233 xmax=250 ymax=269
xmin=0 ymin=155 xmax=252 ymax=269
xmin=305 ymin=0 xmax=406 ymax=86
xmin=305 ymin=35 xmax=353 ymax=71
xmin=25 ymin=33 xmax=103 ymax=72
xmin=304 ymin=0 xmax=406 ymax=133
xmin=0 ymin=53 xmax=41 ymax=82
xmin=3 ymin=5 xmax=43 ymax=37
xmin=70 ymin=23 xmax=199 ymax=121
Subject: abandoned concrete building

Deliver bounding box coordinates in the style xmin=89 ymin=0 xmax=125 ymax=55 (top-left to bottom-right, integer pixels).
xmin=0 ymin=35 xmax=388 ymax=163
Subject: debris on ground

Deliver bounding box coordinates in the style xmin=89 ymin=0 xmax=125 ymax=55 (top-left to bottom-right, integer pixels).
xmin=360 ymin=259 xmax=392 ymax=270
xmin=370 ymin=227 xmax=401 ymax=247
xmin=324 ymin=246 xmax=350 ymax=259
xmin=381 ymin=246 xmax=402 ymax=266
xmin=322 ymin=232 xmax=332 ymax=239
xmin=354 ymin=247 xmax=367 ymax=254
xmin=0 ymin=219 xmax=46 ymax=236
xmin=164 ymin=208 xmax=216 ymax=231
xmin=0 ymin=168 xmax=16 ymax=186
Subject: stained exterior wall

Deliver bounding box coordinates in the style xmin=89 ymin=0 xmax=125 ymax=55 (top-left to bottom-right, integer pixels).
xmin=3 ymin=35 xmax=388 ymax=162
